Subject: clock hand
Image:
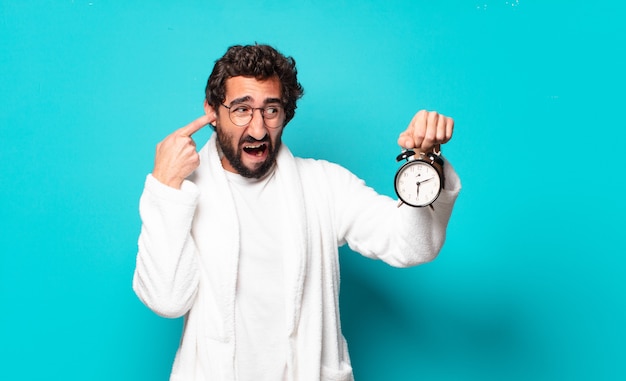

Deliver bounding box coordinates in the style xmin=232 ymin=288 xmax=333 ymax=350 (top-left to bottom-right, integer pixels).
xmin=415 ymin=176 xmax=435 ymax=186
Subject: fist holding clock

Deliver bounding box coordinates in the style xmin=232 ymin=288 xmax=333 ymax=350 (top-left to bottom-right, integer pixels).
xmin=395 ymin=110 xmax=454 ymax=208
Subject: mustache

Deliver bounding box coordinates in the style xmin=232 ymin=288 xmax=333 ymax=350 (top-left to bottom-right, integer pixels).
xmin=240 ymin=135 xmax=270 ymax=144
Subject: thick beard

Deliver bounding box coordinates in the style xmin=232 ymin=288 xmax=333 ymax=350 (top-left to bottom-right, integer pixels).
xmin=217 ymin=128 xmax=281 ymax=179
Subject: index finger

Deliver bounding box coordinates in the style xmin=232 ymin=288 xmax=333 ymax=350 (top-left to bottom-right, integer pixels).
xmin=404 ymin=110 xmax=429 ymax=149
xmin=177 ymin=114 xmax=214 ymax=136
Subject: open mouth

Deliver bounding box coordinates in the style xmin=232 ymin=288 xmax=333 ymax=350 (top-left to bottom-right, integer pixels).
xmin=242 ymin=143 xmax=268 ymax=157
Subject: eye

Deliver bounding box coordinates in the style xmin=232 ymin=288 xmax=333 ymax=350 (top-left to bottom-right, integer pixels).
xmin=233 ymin=105 xmax=251 ymax=115
xmin=264 ymin=105 xmax=281 ymax=117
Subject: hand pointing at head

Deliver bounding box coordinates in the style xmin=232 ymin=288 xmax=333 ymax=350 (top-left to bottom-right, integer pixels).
xmin=152 ymin=114 xmax=215 ymax=189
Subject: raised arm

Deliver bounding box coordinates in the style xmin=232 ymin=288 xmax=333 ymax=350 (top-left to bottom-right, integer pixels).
xmin=132 ymin=115 xmax=212 ymax=317
xmin=337 ymin=110 xmax=460 ymax=267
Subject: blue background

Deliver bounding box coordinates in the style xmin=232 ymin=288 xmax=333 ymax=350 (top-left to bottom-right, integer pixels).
xmin=1 ymin=1 xmax=625 ymax=380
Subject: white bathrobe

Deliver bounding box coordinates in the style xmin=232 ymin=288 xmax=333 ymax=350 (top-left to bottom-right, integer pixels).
xmin=133 ymin=134 xmax=461 ymax=381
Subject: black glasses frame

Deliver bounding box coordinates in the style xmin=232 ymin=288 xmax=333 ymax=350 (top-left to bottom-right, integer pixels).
xmin=220 ymin=103 xmax=284 ymax=129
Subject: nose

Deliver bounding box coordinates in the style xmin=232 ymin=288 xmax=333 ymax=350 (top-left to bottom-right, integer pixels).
xmin=247 ymin=109 xmax=267 ymax=140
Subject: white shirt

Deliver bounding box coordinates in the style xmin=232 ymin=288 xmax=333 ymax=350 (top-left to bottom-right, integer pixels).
xmin=226 ymin=168 xmax=288 ymax=381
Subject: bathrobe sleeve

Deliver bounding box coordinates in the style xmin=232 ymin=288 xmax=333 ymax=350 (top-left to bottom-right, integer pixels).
xmin=132 ymin=174 xmax=201 ymax=318
xmin=330 ymin=159 xmax=461 ymax=267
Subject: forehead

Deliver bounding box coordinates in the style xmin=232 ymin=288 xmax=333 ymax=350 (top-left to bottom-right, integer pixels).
xmin=224 ymin=76 xmax=282 ymax=102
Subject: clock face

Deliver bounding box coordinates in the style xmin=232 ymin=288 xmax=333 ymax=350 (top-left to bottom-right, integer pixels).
xmin=394 ymin=160 xmax=442 ymax=207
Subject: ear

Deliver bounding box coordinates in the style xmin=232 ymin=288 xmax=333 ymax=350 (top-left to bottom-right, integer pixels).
xmin=204 ymin=100 xmax=217 ymax=127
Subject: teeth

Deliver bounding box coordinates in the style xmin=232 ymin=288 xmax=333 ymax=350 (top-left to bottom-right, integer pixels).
xmin=243 ymin=143 xmax=266 ymax=157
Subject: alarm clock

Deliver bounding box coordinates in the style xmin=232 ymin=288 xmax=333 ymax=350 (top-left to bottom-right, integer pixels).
xmin=394 ymin=149 xmax=444 ymax=208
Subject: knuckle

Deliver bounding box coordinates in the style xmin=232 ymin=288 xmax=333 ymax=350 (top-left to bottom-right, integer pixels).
xmin=413 ymin=128 xmax=426 ymax=139
xmin=428 ymin=112 xmax=438 ymax=124
xmin=191 ymin=155 xmax=200 ymax=167
xmin=425 ymin=127 xmax=436 ymax=139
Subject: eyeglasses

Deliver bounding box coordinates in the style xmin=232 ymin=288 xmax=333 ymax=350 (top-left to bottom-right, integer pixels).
xmin=221 ymin=103 xmax=284 ymax=129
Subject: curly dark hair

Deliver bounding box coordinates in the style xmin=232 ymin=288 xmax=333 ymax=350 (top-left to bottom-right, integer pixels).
xmin=205 ymin=44 xmax=304 ymax=126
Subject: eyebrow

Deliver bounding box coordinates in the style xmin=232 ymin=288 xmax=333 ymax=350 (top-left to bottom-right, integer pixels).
xmin=228 ymin=96 xmax=283 ymax=106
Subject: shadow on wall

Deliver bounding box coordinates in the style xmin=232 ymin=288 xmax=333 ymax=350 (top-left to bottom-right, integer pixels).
xmin=338 ymin=247 xmax=549 ymax=381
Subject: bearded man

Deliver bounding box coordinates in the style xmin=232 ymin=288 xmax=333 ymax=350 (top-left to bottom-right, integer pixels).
xmin=133 ymin=44 xmax=461 ymax=381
